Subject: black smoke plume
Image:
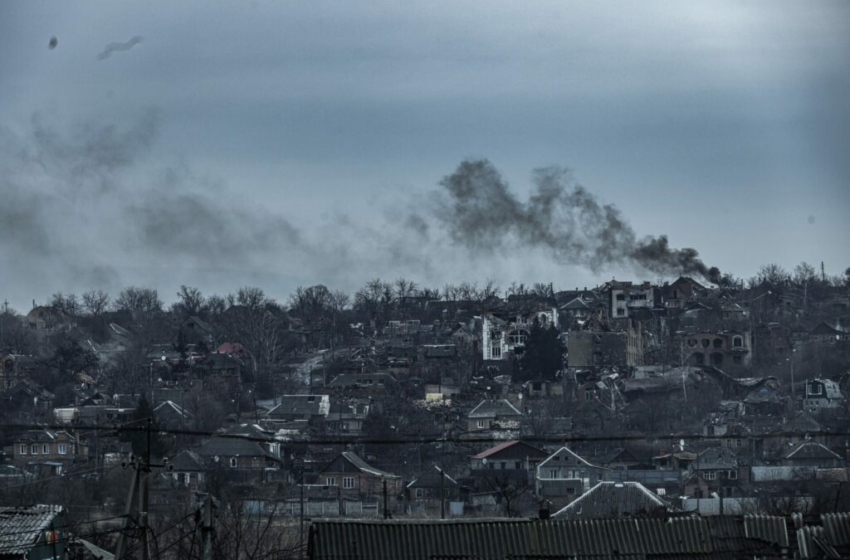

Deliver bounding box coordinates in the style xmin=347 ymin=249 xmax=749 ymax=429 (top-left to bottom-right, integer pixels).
xmin=431 ymin=159 xmax=724 ymax=284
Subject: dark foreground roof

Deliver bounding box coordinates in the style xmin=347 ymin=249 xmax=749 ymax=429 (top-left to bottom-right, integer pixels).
xmin=308 ymin=516 xmax=791 ymax=560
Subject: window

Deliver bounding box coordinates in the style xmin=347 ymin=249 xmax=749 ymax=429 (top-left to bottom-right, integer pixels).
xmin=19 ymin=444 xmax=26 ymax=455
xmin=477 ymin=420 xmax=486 ymax=429
xmin=735 ymin=439 xmax=743 ymax=448
xmin=252 ymin=457 xmax=260 ymax=468
xmin=567 ymin=487 xmax=575 ymax=495
xmin=42 ymin=444 xmax=49 ymax=454
xmin=733 ymin=336 xmax=743 ymax=348
xmin=701 ymin=339 xmax=710 ymax=348
xmin=184 ymin=473 xmax=190 ymax=484
xmin=728 ymin=470 xmax=738 ymax=480
xmin=705 ymin=470 xmax=716 ymax=480
xmin=490 ymin=345 xmax=501 ymax=358
xmin=230 ymin=458 xmax=238 ymax=468
xmin=343 ymin=477 xmax=355 ymax=489
xmin=31 ymin=444 xmax=38 ymax=455
xmin=58 ymin=443 xmax=67 ymax=455
xmin=549 ymin=468 xmax=559 ymax=479
xmin=657 ymin=488 xmax=666 ymax=496
xmin=616 ymin=294 xmax=626 ymax=301
xmin=617 ymin=308 xmax=625 ymax=316
xmin=514 ymin=461 xmax=521 ymax=469
xmin=326 ymin=477 xmax=337 ymax=486
xmin=713 ymin=338 xmax=723 ymax=348
xmin=415 ymin=488 xmax=424 ymax=498
xmin=687 ymin=338 xmax=697 ymax=347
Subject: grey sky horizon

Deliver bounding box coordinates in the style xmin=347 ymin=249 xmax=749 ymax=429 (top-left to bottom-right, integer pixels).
xmin=1 ymin=1 xmax=848 ymax=311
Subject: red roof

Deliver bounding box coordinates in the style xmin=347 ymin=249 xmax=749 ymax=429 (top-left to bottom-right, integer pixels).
xmin=216 ymin=342 xmax=247 ymax=355
xmin=473 ymin=440 xmax=520 ymax=459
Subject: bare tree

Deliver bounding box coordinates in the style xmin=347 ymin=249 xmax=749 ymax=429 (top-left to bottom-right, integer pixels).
xmin=49 ymin=292 xmax=80 ymax=315
xmin=82 ymin=289 xmax=110 ymax=317
xmin=114 ymin=286 xmax=164 ymax=314
xmin=173 ymin=285 xmax=205 ymax=317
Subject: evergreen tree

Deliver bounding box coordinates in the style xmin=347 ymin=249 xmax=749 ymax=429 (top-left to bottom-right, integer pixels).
xmin=518 ymin=318 xmax=565 ymax=382
xmin=121 ymin=396 xmax=166 ymax=458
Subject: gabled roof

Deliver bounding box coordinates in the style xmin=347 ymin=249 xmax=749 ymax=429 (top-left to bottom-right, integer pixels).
xmin=0 ymin=505 xmax=64 ymax=557
xmin=195 ymin=436 xmax=279 ymax=462
xmin=538 ymin=446 xmax=600 ymax=469
xmin=407 ymin=466 xmax=458 ymax=489
xmin=468 ymin=399 xmax=522 ymax=419
xmin=553 ymin=481 xmax=670 ymax=519
xmin=153 ymin=400 xmax=192 ymax=419
xmin=267 ymin=395 xmax=330 ymax=418
xmin=472 ymin=440 xmax=546 ymax=460
xmin=323 ymin=452 xmax=399 ymax=478
xmin=171 ymin=449 xmax=205 ymax=471
xmin=786 ymin=441 xmax=842 ymax=461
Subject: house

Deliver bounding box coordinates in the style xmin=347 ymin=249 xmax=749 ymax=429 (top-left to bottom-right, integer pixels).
xmin=481 ymin=307 xmax=559 ymax=361
xmin=181 ymin=315 xmax=214 ymax=343
xmin=661 ymin=277 xmax=707 ymax=310
xmin=804 ymin=379 xmax=843 ymax=411
xmin=317 ymin=451 xmax=402 ymax=499
xmin=153 ymin=400 xmax=193 ymax=429
xmin=608 ymin=281 xmax=656 ymax=318
xmin=681 ymin=331 xmax=752 ymax=371
xmin=685 ymin=447 xmax=745 ymax=498
xmin=467 ymin=399 xmax=522 ymax=434
xmin=470 ymin=441 xmax=548 ymax=480
xmin=25 ymin=306 xmax=71 ymax=332
xmin=0 ymin=505 xmax=66 ymax=560
xmin=567 ymin=320 xmax=643 ymax=369
xmin=326 ymin=373 xmax=397 ymax=393
xmin=0 ymin=355 xmax=39 ymax=391
xmin=782 ymin=441 xmax=843 ymax=469
xmin=406 ymin=466 xmax=461 ymax=502
xmin=266 ymin=395 xmax=330 ymax=427
xmin=13 ymin=430 xmax=85 ymax=466
xmin=552 ymin=481 xmax=671 ymax=519
xmin=194 ymin=434 xmax=282 ymax=481
xmin=2 ymin=380 xmax=54 ymax=415
xmin=536 ymin=447 xmax=609 ymax=498
xmin=169 ymin=449 xmax=207 ymax=490
xmin=325 ymin=400 xmax=370 ymax=436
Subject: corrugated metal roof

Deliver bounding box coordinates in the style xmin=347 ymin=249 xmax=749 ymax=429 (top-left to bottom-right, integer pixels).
xmin=0 ymin=505 xmax=63 ymax=557
xmin=308 ymin=516 xmax=789 ymax=560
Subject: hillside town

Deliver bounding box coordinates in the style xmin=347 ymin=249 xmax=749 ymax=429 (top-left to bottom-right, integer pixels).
xmin=1 ymin=265 xmax=849 ymax=558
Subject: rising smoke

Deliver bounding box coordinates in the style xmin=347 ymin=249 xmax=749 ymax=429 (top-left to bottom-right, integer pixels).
xmin=0 ymin=115 xmax=724 ymax=309
xmin=430 ymin=159 xmax=725 ymax=284
xmin=96 ymin=36 xmax=144 ymax=61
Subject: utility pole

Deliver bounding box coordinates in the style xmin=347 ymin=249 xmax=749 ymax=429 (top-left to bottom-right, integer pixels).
xmin=201 ymin=494 xmax=214 ymax=560
xmin=382 ymin=478 xmax=389 ymax=519
xmin=140 ymin=418 xmax=152 ymax=560
xmin=299 ymin=473 xmax=305 ymax=550
xmin=439 ymin=465 xmax=446 ymax=519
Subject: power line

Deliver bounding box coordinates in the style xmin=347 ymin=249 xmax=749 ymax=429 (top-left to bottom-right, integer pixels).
xmin=1 ymin=422 xmax=847 ymax=446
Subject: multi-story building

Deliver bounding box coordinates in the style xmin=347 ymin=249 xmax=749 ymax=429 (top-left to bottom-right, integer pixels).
xmin=13 ymin=430 xmax=86 ymax=467
xmin=481 ymin=308 xmax=558 ymax=361
xmin=682 ymin=331 xmax=752 ymax=372
xmin=608 ymin=281 xmax=655 ymax=319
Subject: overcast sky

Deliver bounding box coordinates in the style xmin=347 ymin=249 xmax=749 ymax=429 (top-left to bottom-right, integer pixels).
xmin=1 ymin=1 xmax=848 ymax=309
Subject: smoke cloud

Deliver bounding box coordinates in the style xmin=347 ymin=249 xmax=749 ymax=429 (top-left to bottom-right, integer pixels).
xmin=429 ymin=159 xmax=724 ymax=284
xmin=96 ymin=36 xmax=143 ymax=61
xmin=0 ymin=115 xmax=724 ymax=309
